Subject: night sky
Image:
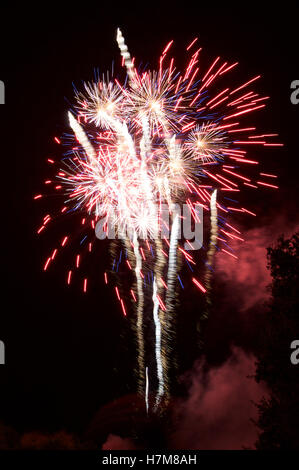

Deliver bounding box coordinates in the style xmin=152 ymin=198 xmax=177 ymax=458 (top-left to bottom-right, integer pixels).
xmin=0 ymin=3 xmax=298 ymax=450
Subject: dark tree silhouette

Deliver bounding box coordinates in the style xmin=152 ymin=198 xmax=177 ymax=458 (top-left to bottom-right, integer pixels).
xmin=254 ymin=233 xmax=299 ymax=449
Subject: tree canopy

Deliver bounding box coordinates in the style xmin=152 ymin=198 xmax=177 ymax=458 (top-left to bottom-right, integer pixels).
xmin=255 ymin=233 xmax=299 ymax=449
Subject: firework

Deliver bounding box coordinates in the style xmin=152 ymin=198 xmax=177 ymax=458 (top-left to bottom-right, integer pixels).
xmin=36 ymin=29 xmax=282 ymax=411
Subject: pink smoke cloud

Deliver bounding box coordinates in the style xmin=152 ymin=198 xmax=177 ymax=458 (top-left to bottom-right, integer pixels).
xmin=171 ymin=347 xmax=267 ymax=449
xmin=216 ymin=217 xmax=299 ymax=312
xmin=102 ymin=433 xmax=137 ymax=450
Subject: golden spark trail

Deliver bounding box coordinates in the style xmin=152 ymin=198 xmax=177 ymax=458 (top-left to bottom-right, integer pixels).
xmin=116 ymin=28 xmax=135 ymax=80
xmin=68 ymin=112 xmax=98 ymax=166
xmin=205 ymin=189 xmax=218 ymax=311
xmin=153 ymin=236 xmax=167 ymax=407
xmin=152 ymin=276 xmax=164 ymax=408
xmin=133 ymin=232 xmax=145 ymax=394
xmin=163 ymin=206 xmax=180 ymax=396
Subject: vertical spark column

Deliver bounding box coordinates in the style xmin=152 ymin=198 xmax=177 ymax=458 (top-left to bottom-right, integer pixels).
xmin=133 ymin=232 xmax=145 ymax=394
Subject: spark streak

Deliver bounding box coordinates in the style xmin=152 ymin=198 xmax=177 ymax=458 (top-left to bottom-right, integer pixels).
xmin=152 ymin=277 xmax=164 ymax=407
xmin=133 ymin=232 xmax=145 ymax=394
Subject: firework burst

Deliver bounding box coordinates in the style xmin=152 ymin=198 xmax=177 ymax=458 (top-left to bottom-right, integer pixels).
xmin=35 ymin=29 xmax=282 ymax=411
